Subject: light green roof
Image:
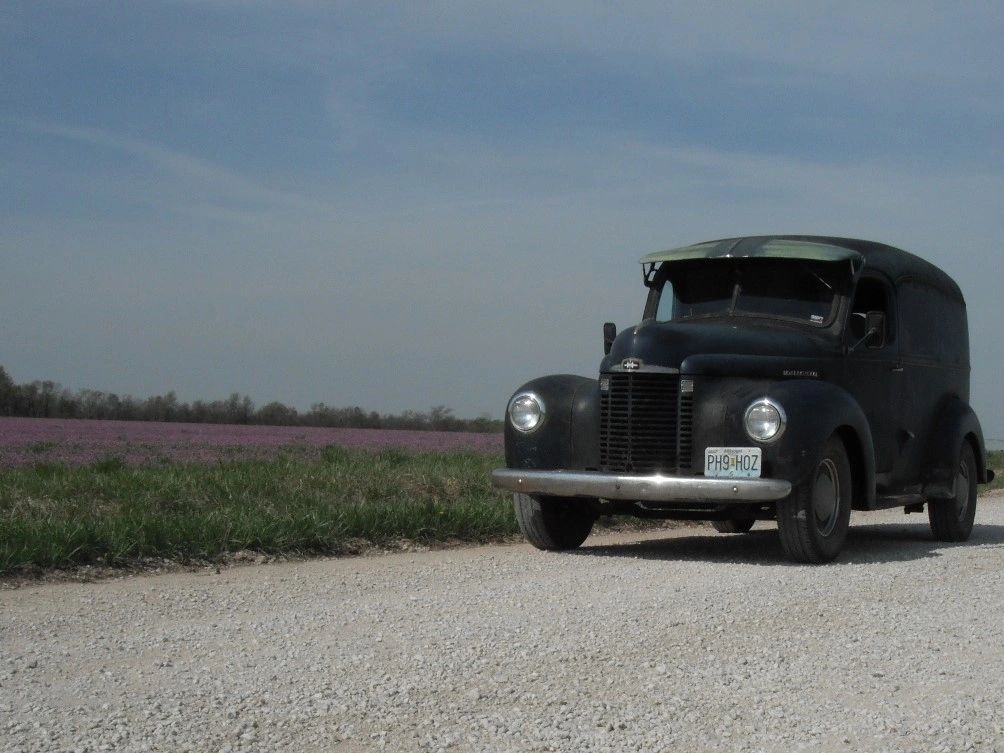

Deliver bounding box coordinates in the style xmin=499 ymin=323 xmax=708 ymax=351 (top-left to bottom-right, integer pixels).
xmin=640 ymin=238 xmax=865 ymax=266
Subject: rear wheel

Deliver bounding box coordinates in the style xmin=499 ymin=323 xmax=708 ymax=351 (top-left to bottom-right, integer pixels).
xmin=711 ymin=518 xmax=755 ymax=534
xmin=776 ymin=436 xmax=852 ymax=563
xmin=513 ymin=493 xmax=595 ymax=551
xmin=928 ymin=443 xmax=978 ymax=542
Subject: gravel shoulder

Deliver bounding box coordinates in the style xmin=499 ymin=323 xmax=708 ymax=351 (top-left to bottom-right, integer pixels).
xmin=2 ymin=497 xmax=1003 ymax=753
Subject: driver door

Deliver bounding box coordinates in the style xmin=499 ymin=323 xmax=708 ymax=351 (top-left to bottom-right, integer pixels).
xmin=843 ymin=275 xmax=903 ymax=484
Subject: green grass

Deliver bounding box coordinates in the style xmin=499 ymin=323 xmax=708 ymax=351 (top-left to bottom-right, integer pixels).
xmin=0 ymin=447 xmax=515 ymax=573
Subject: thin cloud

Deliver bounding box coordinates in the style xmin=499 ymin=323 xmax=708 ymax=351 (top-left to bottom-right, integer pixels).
xmin=4 ymin=117 xmax=328 ymax=217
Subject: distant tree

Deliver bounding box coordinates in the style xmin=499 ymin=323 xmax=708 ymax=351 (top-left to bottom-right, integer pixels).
xmin=306 ymin=402 xmax=344 ymax=427
xmin=189 ymin=399 xmax=210 ymax=423
xmin=0 ymin=366 xmax=14 ymax=415
xmin=430 ymin=405 xmax=464 ymax=431
xmin=77 ymin=389 xmax=107 ymax=418
xmin=222 ymin=393 xmax=254 ymax=424
xmin=105 ymin=393 xmax=139 ymax=421
xmin=469 ymin=413 xmax=503 ymax=433
xmin=56 ymin=389 xmax=79 ymax=418
xmin=16 ymin=381 xmax=38 ymax=416
xmin=142 ymin=391 xmax=179 ymax=422
xmin=34 ymin=381 xmax=61 ymax=418
xmin=256 ymin=401 xmax=298 ymax=426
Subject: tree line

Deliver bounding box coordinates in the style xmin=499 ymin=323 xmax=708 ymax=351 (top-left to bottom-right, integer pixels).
xmin=0 ymin=366 xmax=503 ymax=433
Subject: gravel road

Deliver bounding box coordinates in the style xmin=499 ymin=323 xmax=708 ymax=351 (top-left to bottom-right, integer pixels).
xmin=3 ymin=498 xmax=1003 ymax=753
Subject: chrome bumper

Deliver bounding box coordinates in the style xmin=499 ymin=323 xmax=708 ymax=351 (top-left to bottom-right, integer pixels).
xmin=491 ymin=468 xmax=792 ymax=502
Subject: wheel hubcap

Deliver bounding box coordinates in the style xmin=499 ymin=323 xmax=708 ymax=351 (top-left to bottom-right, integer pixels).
xmin=955 ymin=460 xmax=971 ymax=521
xmin=812 ymin=458 xmax=840 ymax=537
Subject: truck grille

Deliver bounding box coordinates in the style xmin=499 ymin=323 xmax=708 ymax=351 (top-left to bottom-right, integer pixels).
xmin=599 ymin=372 xmax=692 ymax=474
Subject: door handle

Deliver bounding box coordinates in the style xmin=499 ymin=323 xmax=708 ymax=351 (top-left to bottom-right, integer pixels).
xmin=891 ymin=365 xmax=904 ymax=373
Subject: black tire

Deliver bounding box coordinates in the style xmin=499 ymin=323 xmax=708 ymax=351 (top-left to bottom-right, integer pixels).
xmin=513 ymin=493 xmax=595 ymax=551
xmin=711 ymin=518 xmax=756 ymax=534
xmin=928 ymin=442 xmax=978 ymax=542
xmin=776 ymin=436 xmax=853 ymax=563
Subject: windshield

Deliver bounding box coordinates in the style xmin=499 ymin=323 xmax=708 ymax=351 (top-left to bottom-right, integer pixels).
xmin=655 ymin=259 xmax=841 ymax=326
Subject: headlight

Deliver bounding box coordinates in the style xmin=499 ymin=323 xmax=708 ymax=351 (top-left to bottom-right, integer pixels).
xmin=508 ymin=392 xmax=545 ymax=433
xmin=744 ymin=398 xmax=786 ymax=442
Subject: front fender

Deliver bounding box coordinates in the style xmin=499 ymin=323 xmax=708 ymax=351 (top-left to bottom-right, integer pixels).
xmin=922 ymin=398 xmax=992 ymax=496
xmin=504 ymin=375 xmax=599 ymax=471
xmin=766 ymin=380 xmax=877 ymax=509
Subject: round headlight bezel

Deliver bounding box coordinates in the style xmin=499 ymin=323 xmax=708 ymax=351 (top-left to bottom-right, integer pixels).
xmin=508 ymin=391 xmax=545 ymax=433
xmin=743 ymin=398 xmax=786 ymax=443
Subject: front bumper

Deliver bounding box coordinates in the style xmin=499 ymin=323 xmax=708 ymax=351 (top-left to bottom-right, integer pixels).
xmin=491 ymin=468 xmax=791 ymax=502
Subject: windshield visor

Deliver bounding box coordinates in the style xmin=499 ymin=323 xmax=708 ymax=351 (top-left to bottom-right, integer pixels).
xmin=656 ymin=259 xmax=844 ymax=326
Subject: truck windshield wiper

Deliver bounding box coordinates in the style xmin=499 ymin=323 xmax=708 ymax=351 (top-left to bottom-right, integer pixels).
xmin=728 ymin=279 xmax=741 ymax=315
xmin=799 ymin=263 xmax=833 ymax=291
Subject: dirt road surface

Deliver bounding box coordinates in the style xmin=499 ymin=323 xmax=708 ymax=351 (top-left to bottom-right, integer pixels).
xmin=3 ymin=500 xmax=1003 ymax=753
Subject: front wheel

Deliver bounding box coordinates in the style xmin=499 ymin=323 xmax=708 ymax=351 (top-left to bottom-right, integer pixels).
xmin=513 ymin=493 xmax=595 ymax=551
xmin=928 ymin=443 xmax=978 ymax=542
xmin=776 ymin=436 xmax=852 ymax=563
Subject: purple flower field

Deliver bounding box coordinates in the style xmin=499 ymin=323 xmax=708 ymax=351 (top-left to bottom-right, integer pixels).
xmin=0 ymin=417 xmax=503 ymax=469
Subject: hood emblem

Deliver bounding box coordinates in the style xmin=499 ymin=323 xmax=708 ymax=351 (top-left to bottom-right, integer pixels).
xmin=621 ymin=357 xmax=643 ymax=371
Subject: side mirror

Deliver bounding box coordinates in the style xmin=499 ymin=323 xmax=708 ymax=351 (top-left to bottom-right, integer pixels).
xmin=864 ymin=310 xmax=886 ymax=348
xmin=603 ymin=322 xmax=617 ymax=355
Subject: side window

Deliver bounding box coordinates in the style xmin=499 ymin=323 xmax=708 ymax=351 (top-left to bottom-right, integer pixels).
xmin=655 ymin=281 xmax=675 ymax=321
xmin=849 ymin=277 xmax=891 ymax=349
xmin=899 ymin=282 xmax=968 ymax=363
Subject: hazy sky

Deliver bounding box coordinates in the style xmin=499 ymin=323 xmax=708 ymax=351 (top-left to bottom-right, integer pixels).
xmin=2 ymin=3 xmax=1003 ymax=435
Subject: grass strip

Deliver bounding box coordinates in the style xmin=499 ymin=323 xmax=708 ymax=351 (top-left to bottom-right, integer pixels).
xmin=0 ymin=447 xmax=515 ymax=572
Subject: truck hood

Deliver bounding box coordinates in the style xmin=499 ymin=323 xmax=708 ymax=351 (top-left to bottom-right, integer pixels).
xmin=600 ymin=319 xmax=838 ymax=376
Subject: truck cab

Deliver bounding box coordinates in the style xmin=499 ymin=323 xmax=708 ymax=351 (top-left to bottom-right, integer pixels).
xmin=492 ymin=235 xmax=994 ymax=562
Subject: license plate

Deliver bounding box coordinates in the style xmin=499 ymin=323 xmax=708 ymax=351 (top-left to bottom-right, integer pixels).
xmin=704 ymin=447 xmax=762 ymax=478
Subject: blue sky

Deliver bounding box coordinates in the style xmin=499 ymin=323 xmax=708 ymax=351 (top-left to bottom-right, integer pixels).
xmin=2 ymin=2 xmax=1003 ymax=435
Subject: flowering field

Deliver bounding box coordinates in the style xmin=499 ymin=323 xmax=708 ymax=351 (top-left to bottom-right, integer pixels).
xmin=0 ymin=417 xmax=503 ymax=468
